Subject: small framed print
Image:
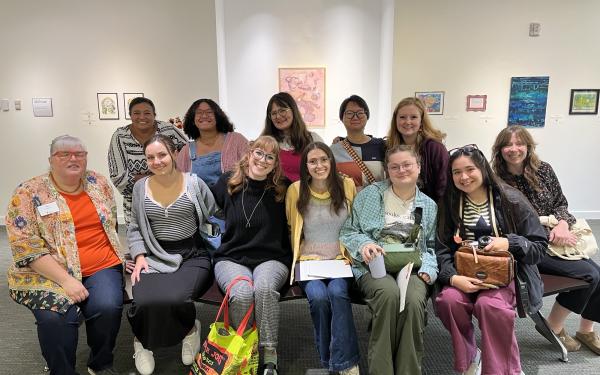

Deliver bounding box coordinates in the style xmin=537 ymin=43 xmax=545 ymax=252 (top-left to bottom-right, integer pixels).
xmin=97 ymin=93 xmax=119 ymax=120
xmin=466 ymin=95 xmax=487 ymax=112
xmin=123 ymin=93 xmax=144 ymax=120
xmin=32 ymin=98 xmax=53 ymax=117
xmin=415 ymin=91 xmax=444 ymax=115
xmin=569 ymin=89 xmax=599 ymax=115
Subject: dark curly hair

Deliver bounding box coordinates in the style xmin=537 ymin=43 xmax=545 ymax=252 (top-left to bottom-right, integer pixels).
xmin=182 ymin=99 xmax=234 ymax=140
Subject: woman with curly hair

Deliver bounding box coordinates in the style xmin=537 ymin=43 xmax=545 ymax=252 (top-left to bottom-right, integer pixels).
xmin=210 ymin=135 xmax=292 ymax=375
xmin=387 ymin=97 xmax=448 ymax=202
xmin=176 ymin=98 xmax=248 ymax=186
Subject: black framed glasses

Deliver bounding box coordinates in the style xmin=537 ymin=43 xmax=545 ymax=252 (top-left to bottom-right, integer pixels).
xmin=344 ymin=110 xmax=367 ymax=120
xmin=448 ymin=144 xmax=479 ymax=156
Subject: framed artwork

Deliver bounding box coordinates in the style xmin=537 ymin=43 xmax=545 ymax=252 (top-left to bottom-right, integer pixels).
xmin=466 ymin=95 xmax=487 ymax=112
xmin=32 ymin=98 xmax=53 ymax=117
xmin=569 ymin=89 xmax=599 ymax=115
xmin=507 ymin=76 xmax=549 ymax=128
xmin=415 ymin=91 xmax=444 ymax=115
xmin=123 ymin=93 xmax=144 ymax=120
xmin=97 ymin=93 xmax=119 ymax=120
xmin=278 ymin=67 xmax=326 ymax=128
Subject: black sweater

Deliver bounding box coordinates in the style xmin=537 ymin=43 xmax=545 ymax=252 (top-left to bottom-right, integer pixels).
xmin=436 ymin=185 xmax=548 ymax=314
xmin=210 ymin=172 xmax=292 ymax=268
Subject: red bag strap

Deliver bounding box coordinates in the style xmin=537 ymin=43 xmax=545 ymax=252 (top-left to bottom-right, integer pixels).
xmin=214 ymin=275 xmax=254 ymax=333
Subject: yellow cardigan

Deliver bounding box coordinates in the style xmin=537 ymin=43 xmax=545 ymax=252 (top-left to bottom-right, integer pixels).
xmin=285 ymin=176 xmax=357 ymax=284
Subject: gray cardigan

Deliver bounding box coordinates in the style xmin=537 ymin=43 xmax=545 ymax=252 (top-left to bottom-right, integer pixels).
xmin=127 ymin=173 xmax=217 ymax=273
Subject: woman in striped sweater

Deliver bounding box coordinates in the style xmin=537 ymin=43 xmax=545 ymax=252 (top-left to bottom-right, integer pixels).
xmin=127 ymin=134 xmax=217 ymax=375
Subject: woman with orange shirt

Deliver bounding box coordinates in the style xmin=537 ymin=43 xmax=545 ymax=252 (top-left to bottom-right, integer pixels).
xmin=6 ymin=135 xmax=125 ymax=375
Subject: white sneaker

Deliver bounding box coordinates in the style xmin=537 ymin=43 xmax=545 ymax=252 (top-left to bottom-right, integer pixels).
xmin=133 ymin=339 xmax=155 ymax=375
xmin=461 ymin=348 xmax=481 ymax=375
xmin=182 ymin=320 xmax=201 ymax=365
xmin=339 ymin=364 xmax=360 ymax=375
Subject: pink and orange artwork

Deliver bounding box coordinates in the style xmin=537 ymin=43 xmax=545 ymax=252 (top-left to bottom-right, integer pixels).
xmin=279 ymin=67 xmax=326 ymax=128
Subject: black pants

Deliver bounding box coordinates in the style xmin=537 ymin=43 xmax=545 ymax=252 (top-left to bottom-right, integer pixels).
xmin=128 ymin=255 xmax=212 ymax=349
xmin=33 ymin=265 xmax=124 ymax=375
xmin=538 ymin=256 xmax=600 ymax=322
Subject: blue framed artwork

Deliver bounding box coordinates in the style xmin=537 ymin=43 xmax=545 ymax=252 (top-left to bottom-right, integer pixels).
xmin=415 ymin=91 xmax=444 ymax=115
xmin=507 ymin=76 xmax=549 ymax=128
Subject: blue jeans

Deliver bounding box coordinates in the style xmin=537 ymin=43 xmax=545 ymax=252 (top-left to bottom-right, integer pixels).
xmin=33 ymin=265 xmax=124 ymax=375
xmin=300 ymin=278 xmax=359 ymax=372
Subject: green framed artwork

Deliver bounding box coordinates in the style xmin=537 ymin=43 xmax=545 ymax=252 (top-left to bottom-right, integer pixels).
xmin=569 ymin=89 xmax=599 ymax=115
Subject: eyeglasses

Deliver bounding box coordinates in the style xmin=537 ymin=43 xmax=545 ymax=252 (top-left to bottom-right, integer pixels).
xmin=195 ymin=110 xmax=214 ymax=118
xmin=307 ymin=156 xmax=330 ymax=167
xmin=52 ymin=151 xmax=88 ymax=160
xmin=270 ymin=108 xmax=290 ymax=119
xmin=251 ymin=149 xmax=276 ymax=164
xmin=448 ymin=144 xmax=480 ymax=156
xmin=344 ymin=110 xmax=367 ymax=120
xmin=388 ymin=162 xmax=416 ymax=173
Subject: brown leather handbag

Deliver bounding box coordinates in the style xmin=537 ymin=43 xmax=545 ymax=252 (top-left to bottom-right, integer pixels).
xmin=453 ymin=192 xmax=515 ymax=287
xmin=455 ymin=243 xmax=515 ymax=287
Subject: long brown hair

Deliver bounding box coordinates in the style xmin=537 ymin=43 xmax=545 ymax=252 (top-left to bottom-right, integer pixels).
xmin=437 ymin=145 xmax=518 ymax=242
xmin=262 ymin=92 xmax=312 ymax=152
xmin=297 ymin=142 xmax=347 ymax=216
xmin=227 ymin=135 xmax=287 ymax=202
xmin=491 ymin=125 xmax=541 ymax=191
xmin=386 ymin=97 xmax=446 ymax=152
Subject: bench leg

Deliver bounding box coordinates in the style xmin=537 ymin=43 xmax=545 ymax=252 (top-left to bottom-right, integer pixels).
xmin=529 ymin=311 xmax=568 ymax=362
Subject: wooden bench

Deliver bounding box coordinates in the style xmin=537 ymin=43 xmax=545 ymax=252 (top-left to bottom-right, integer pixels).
xmin=517 ymin=273 xmax=591 ymax=362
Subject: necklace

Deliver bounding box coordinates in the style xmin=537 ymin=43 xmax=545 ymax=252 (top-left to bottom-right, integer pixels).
xmin=50 ymin=174 xmax=82 ymax=194
xmin=241 ymin=182 xmax=268 ymax=228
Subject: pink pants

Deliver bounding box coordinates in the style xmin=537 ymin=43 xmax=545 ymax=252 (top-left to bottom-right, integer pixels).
xmin=435 ymin=284 xmax=521 ymax=375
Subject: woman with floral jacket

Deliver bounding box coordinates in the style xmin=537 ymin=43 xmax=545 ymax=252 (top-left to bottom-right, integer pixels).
xmin=6 ymin=135 xmax=125 ymax=375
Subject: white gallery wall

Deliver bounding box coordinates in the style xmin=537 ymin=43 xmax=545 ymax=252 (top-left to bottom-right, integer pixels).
xmin=219 ymin=0 xmax=394 ymax=142
xmin=0 ymin=0 xmax=219 ymax=223
xmin=1 ymin=0 xmax=599 ymax=221
xmin=392 ymin=0 xmax=600 ymax=217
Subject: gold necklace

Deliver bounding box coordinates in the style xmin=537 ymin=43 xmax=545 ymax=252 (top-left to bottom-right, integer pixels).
xmin=51 ymin=174 xmax=82 ymax=194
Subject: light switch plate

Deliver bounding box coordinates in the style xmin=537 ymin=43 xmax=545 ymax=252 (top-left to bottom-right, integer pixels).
xmin=14 ymin=99 xmax=22 ymax=110
xmin=0 ymin=99 xmax=9 ymax=111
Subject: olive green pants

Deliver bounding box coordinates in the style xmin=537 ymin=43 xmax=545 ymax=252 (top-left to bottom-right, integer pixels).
xmin=358 ymin=273 xmax=429 ymax=375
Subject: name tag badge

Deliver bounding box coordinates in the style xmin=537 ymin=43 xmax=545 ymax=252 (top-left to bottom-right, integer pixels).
xmin=37 ymin=201 xmax=59 ymax=216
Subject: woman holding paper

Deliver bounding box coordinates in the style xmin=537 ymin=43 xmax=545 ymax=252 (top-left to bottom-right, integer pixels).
xmin=435 ymin=144 xmax=547 ymax=375
xmin=340 ymin=144 xmax=438 ymax=375
xmin=286 ymin=142 xmax=359 ymax=375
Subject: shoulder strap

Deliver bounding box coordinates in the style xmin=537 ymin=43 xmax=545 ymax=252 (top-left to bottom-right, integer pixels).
xmin=188 ymin=141 xmax=197 ymax=160
xmin=341 ymin=139 xmax=376 ymax=184
xmin=455 ymin=191 xmax=500 ymax=239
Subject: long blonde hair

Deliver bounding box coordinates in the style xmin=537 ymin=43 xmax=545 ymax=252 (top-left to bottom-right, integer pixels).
xmin=227 ymin=135 xmax=287 ymax=202
xmin=386 ymin=97 xmax=446 ymax=152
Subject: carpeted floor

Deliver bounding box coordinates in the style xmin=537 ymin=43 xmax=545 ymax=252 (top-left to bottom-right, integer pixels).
xmin=1 ymin=223 xmax=600 ymax=374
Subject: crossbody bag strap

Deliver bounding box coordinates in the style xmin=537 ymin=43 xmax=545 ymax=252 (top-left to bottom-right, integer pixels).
xmin=341 ymin=139 xmax=376 ymax=184
xmin=454 ymin=190 xmax=500 ymax=239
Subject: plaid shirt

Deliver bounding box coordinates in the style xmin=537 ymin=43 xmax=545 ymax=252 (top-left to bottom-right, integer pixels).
xmin=340 ymin=180 xmax=439 ymax=282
